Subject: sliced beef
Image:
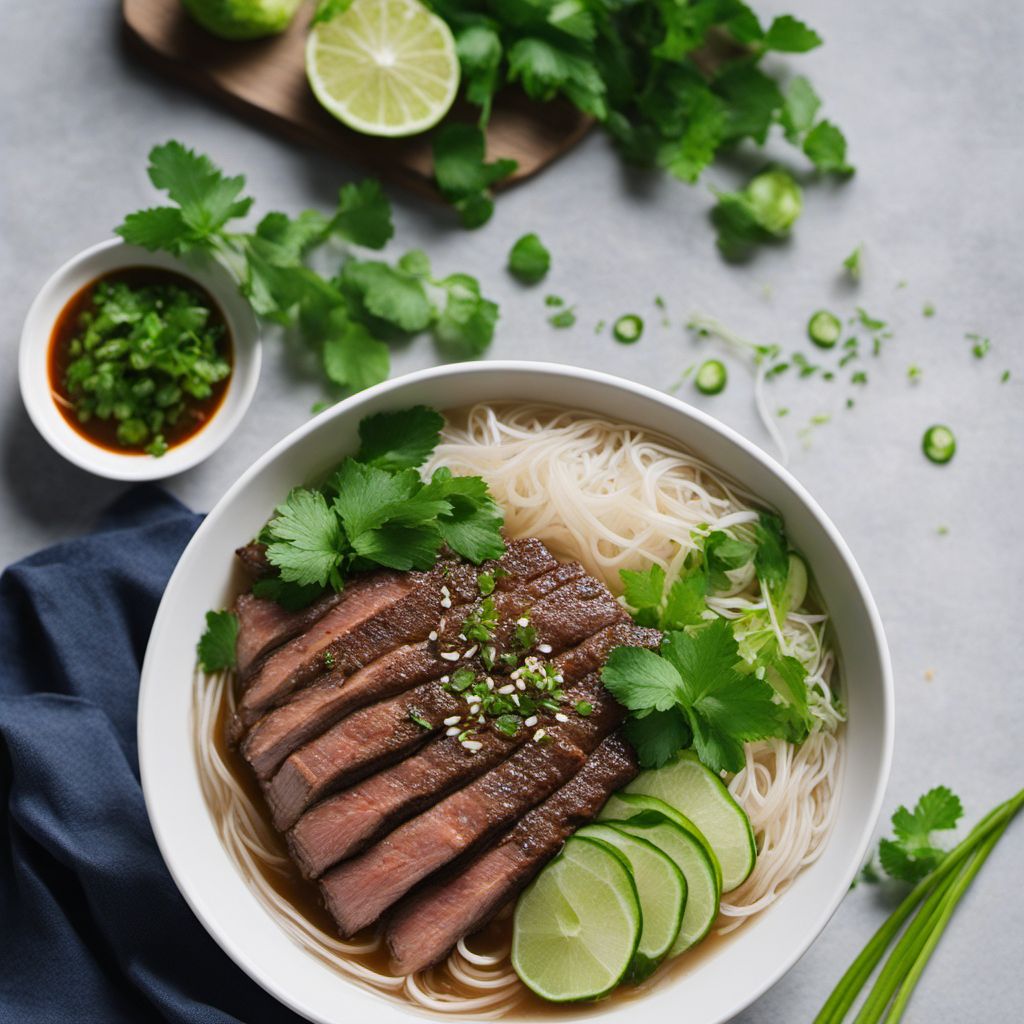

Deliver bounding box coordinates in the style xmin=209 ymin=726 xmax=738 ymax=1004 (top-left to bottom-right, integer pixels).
xmin=281 ymin=623 xmax=655 ymax=876
xmin=234 ymin=590 xmax=347 ymax=681
xmin=317 ymin=673 xmax=625 ymax=936
xmin=234 ymin=539 xmax=557 ymax=733
xmin=240 ymin=554 xmax=588 ymax=779
xmin=287 ymin=728 xmax=522 ymax=878
xmin=386 ymin=733 xmax=639 ymax=975
xmin=235 ymin=542 xmax=274 ymax=580
xmin=265 ymin=681 xmax=464 ymax=830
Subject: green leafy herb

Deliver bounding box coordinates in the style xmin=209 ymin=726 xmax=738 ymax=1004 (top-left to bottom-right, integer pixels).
xmin=508 ymin=233 xmax=551 ymax=283
xmin=408 ymin=709 xmax=433 ymax=730
xmin=875 ymin=786 xmax=964 ymax=883
xmin=966 ymin=332 xmax=990 ymax=359
xmin=432 ymin=123 xmax=517 ymax=228
xmin=117 ymin=142 xmax=499 ymax=394
xmin=197 ymin=610 xmax=239 ymax=672
xmin=922 ymin=302 xmax=935 ymax=317
xmin=842 ymin=245 xmax=863 ymax=280
xmin=548 ymin=307 xmax=577 ymax=329
xmin=602 ymin=619 xmax=784 ymax=772
xmin=477 ymin=571 xmax=496 ymax=596
xmin=356 ymin=405 xmax=444 ymax=471
xmin=575 ymin=700 xmax=593 ymax=717
xmin=712 ymin=168 xmax=803 ymax=260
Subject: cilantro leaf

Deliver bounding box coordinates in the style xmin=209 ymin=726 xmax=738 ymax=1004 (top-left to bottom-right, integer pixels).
xmin=265 ymin=489 xmax=345 ymax=588
xmin=620 ymin=564 xmax=667 ymax=623
xmin=322 ymin=319 xmax=390 ymax=392
xmin=623 ymin=708 xmax=693 ymax=769
xmin=601 ymin=646 xmax=683 ymax=712
xmin=250 ymin=577 xmax=324 ymax=612
xmin=197 ymin=610 xmax=239 ymax=672
xmin=456 ymin=25 xmax=503 ymax=119
xmin=422 ymin=467 xmax=506 ymax=562
xmin=877 ymin=786 xmax=963 ymax=883
xmin=705 ymin=531 xmax=756 ymax=589
xmin=843 ymin=244 xmax=863 ymax=280
xmin=717 ymin=63 xmax=784 ymax=145
xmin=340 ymin=259 xmax=434 ymax=332
xmin=779 ymin=75 xmax=821 ymax=142
xmin=662 ymin=620 xmax=782 ymax=772
xmin=662 ymin=572 xmax=708 ymax=627
xmin=146 ymin=140 xmax=252 ymax=242
xmin=356 ymin=406 xmax=444 ymax=471
xmin=804 ymin=120 xmax=854 ymax=175
xmin=331 ymin=179 xmax=394 ymax=249
xmin=507 ymin=37 xmax=606 ymax=118
xmin=755 ymin=511 xmax=790 ymax=603
xmin=433 ymin=124 xmax=517 ymax=229
xmin=116 ymin=206 xmax=192 ymax=254
xmin=330 ymin=460 xmax=427 ymax=538
xmin=350 ymin=522 xmax=443 ymax=570
xmin=508 ymin=233 xmax=551 ymax=284
xmin=434 ymin=274 xmax=499 ymax=354
xmin=762 ymin=15 xmax=822 ymax=53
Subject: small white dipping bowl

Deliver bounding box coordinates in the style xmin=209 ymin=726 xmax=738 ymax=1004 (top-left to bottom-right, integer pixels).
xmin=19 ymin=238 xmax=261 ymax=481
xmin=139 ymin=362 xmax=893 ymax=1024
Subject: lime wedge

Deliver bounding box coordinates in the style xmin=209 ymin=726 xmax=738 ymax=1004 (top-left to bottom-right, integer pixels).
xmin=511 ymin=836 xmax=641 ymax=1002
xmin=306 ymin=0 xmax=459 ymax=138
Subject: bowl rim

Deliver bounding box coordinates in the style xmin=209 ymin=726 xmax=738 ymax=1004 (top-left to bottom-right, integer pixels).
xmin=18 ymin=237 xmax=262 ymax=482
xmin=139 ymin=360 xmax=894 ymax=1024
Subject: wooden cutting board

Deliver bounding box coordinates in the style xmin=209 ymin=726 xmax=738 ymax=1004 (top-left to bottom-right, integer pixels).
xmin=122 ymin=0 xmax=593 ymax=200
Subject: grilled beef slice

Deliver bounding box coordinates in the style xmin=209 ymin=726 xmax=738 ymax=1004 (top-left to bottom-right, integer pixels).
xmin=317 ymin=673 xmax=624 ymax=936
xmin=386 ymin=733 xmax=638 ymax=975
xmin=286 ymin=622 xmax=659 ymax=876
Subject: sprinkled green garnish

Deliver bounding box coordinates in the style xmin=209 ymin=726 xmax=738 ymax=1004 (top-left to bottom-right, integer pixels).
xmin=937 ymin=525 xmax=950 ymax=536
xmin=695 ymin=359 xmax=727 ymax=395
xmin=477 ymin=572 xmax=496 ymax=596
xmin=923 ymin=302 xmax=935 ymax=317
xmin=846 ymin=397 xmax=855 ymax=409
xmin=1001 ymin=369 xmax=1011 ymax=383
xmin=448 ymin=667 xmax=476 ymax=692
xmin=851 ymin=370 xmax=868 ymax=385
xmin=408 ymin=709 xmax=432 ymax=730
xmin=594 ymin=319 xmax=606 ymax=335
xmin=908 ymin=365 xmax=922 ymax=383
xmin=808 ymin=309 xmax=842 ymax=348
xmin=494 ymin=714 xmax=521 ymax=737
xmin=777 ymin=407 xmax=790 ymax=418
xmin=548 ymin=308 xmax=576 ymax=329
xmin=967 ymin=333 xmax=990 ymax=359
xmin=792 ymin=352 xmax=820 ymax=378
xmin=923 ymin=425 xmax=956 ymax=464
xmin=842 ymin=245 xmax=862 ymax=280
xmin=323 ymin=650 xmax=336 ymax=669
xmin=545 ymin=294 xmax=564 ymax=307
xmin=575 ymin=700 xmax=593 ymax=717
xmin=856 ymin=307 xmax=887 ymax=332
xmin=810 ymin=413 xmax=831 ymax=426
xmin=612 ymin=314 xmax=644 ymax=344
xmin=507 ymin=233 xmax=551 ymax=284
xmin=766 ymin=362 xmax=790 ymax=379
xmin=463 ymin=597 xmax=499 ymax=643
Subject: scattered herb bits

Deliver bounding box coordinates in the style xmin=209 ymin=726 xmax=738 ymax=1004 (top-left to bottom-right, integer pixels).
xmin=807 ymin=309 xmax=842 ymax=349
xmin=712 ymin=169 xmax=804 ymax=261
xmin=508 ymin=233 xmax=551 ymax=284
xmin=612 ymin=315 xmax=644 ymax=345
xmin=548 ymin=308 xmax=576 ymax=329
xmin=842 ymin=245 xmax=862 ymax=280
xmin=922 ymin=425 xmax=956 ymax=464
xmin=695 ymin=359 xmax=728 ymax=395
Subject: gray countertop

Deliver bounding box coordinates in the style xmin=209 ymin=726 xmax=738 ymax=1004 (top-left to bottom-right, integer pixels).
xmin=2 ymin=1 xmax=1022 ymax=1021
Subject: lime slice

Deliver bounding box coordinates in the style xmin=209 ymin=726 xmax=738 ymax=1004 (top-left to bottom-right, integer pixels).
xmin=621 ymin=752 xmax=757 ymax=892
xmin=609 ymin=814 xmax=721 ymax=954
xmin=576 ymin=824 xmax=686 ymax=980
xmin=511 ymin=836 xmax=641 ymax=1002
xmin=306 ymin=0 xmax=459 ymax=138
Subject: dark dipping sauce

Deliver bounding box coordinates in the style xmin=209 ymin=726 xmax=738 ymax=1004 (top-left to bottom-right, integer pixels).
xmin=48 ymin=266 xmax=233 ymax=456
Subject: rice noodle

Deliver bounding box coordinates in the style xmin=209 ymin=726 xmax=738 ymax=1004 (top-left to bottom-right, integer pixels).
xmin=192 ymin=402 xmax=844 ymax=1018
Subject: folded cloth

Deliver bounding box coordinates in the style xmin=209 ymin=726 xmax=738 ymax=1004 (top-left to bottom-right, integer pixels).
xmin=0 ymin=486 xmax=304 ymax=1024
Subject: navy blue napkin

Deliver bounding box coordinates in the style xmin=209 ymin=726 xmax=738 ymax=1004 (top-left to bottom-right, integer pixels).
xmin=0 ymin=486 xmax=305 ymax=1024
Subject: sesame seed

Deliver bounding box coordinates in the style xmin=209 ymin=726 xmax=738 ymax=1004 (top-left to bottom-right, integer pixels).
xmin=533 ymin=729 xmax=547 ymax=743
xmin=428 ymin=631 xmax=438 ymax=642
xmin=477 ymin=715 xmax=485 ymax=724
xmin=517 ymin=617 xmax=530 ymax=627
xmin=463 ymin=645 xmax=478 ymax=659
xmin=445 ymin=726 xmax=461 ymax=736
xmin=443 ymin=715 xmax=461 ymax=726
xmin=538 ymin=643 xmax=553 ymax=654
xmin=440 ymin=598 xmax=452 ymax=609
xmin=441 ymin=585 xmax=451 ymax=599
xmin=555 ymin=713 xmax=569 ymax=722
xmin=458 ymin=633 xmax=467 ymax=641
xmin=524 ymin=715 xmax=538 ymax=727
xmin=498 ymin=684 xmax=515 ymax=694
xmin=440 ymin=651 xmax=460 ymax=662
xmin=462 ymin=740 xmax=483 ymax=752
xmin=486 ymin=678 xmax=495 ymax=690
xmin=515 ymin=680 xmax=526 ymax=691
xmin=510 ymin=669 xmax=522 ymax=680
xmin=440 ymin=675 xmax=450 ymax=684
xmin=511 ymin=694 xmax=521 ymax=706
xmin=554 ymin=674 xmax=564 ymax=683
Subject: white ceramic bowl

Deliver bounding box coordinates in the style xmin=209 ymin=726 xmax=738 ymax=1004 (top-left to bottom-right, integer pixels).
xmin=19 ymin=238 xmax=261 ymax=481
xmin=139 ymin=362 xmax=893 ymax=1024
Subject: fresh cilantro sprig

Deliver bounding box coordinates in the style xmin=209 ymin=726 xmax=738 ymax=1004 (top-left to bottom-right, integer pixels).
xmin=117 ymin=142 xmax=500 ymax=392
xmin=507 ymin=233 xmax=551 ymax=283
xmin=860 ymin=786 xmax=965 ymax=884
xmin=197 ymin=610 xmax=239 ymax=672
xmin=425 ymin=1 xmax=851 ymax=235
xmin=602 ymin=618 xmax=785 ymax=773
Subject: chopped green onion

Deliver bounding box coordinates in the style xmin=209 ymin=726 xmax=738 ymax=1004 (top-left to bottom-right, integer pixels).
xmin=922 ymin=302 xmax=935 ymax=318
xmin=575 ymin=700 xmax=593 ymax=717
xmin=808 ymin=310 xmax=842 ymax=348
xmin=548 ymin=308 xmax=576 ymax=329
xmin=922 ymin=425 xmax=956 ymax=464
xmin=612 ymin=314 xmax=644 ymax=344
xmin=694 ymin=359 xmax=727 ymax=395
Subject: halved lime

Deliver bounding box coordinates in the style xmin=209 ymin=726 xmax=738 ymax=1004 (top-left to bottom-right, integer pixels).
xmin=306 ymin=0 xmax=459 ymax=138
xmin=609 ymin=813 xmax=721 ymax=954
xmin=621 ymin=752 xmax=757 ymax=892
xmin=576 ymin=824 xmax=686 ymax=980
xmin=511 ymin=836 xmax=641 ymax=1002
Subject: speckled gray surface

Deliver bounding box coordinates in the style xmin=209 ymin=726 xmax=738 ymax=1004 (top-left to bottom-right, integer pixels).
xmin=2 ymin=1 xmax=1022 ymax=1020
